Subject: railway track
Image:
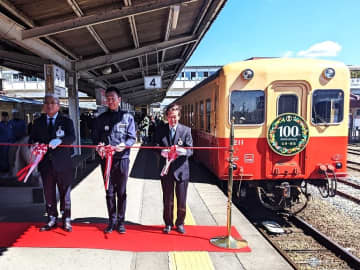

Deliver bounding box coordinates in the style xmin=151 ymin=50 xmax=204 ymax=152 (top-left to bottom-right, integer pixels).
xmin=236 ymin=199 xmax=360 ymax=270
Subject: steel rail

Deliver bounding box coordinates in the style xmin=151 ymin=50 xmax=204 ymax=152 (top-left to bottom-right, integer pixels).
xmin=289 ymin=215 xmax=360 ymax=270
xmin=257 ymin=227 xmax=301 ymax=270
xmin=348 ymin=150 xmax=360 ymax=156
xmin=337 ymin=178 xmax=360 ymax=190
xmin=336 ymin=190 xmax=360 ymax=204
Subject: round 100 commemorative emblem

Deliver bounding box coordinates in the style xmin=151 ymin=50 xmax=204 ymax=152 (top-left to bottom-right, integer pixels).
xmin=267 ymin=113 xmax=309 ymax=156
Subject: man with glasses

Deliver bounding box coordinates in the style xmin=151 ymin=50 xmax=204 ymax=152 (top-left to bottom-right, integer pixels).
xmin=92 ymin=87 xmax=136 ymax=234
xmin=29 ymin=93 xmax=75 ymax=232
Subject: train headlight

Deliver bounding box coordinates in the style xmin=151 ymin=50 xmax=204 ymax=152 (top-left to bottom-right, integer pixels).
xmin=323 ymin=68 xmax=335 ymax=79
xmin=335 ymin=162 xmax=342 ymax=169
xmin=242 ymin=69 xmax=254 ymax=80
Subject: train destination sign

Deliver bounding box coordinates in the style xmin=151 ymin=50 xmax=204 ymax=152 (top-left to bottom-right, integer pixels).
xmin=267 ymin=113 xmax=309 ymax=156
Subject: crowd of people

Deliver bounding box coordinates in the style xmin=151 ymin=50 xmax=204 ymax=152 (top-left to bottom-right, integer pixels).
xmin=0 ymin=109 xmax=27 ymax=174
xmin=137 ymin=113 xmax=165 ymax=144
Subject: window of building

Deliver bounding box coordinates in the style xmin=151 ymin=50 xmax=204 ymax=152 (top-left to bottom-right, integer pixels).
xmin=26 ymin=76 xmax=38 ymax=82
xmin=2 ymin=73 xmax=12 ymax=81
xmin=200 ymin=101 xmax=204 ymax=129
xmin=13 ymin=73 xmax=24 ymax=81
xmin=312 ymin=89 xmax=344 ymax=124
xmin=206 ymin=99 xmax=211 ymax=132
xmin=230 ymin=90 xmax=265 ymax=124
xmin=351 ymin=70 xmax=360 ymax=78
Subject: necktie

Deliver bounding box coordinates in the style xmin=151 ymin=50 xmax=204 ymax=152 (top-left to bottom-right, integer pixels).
xmin=48 ymin=117 xmax=54 ymax=136
xmin=170 ymin=128 xmax=175 ymax=144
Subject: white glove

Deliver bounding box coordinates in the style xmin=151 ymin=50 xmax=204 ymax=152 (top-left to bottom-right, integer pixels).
xmin=176 ymin=146 xmax=187 ymax=156
xmin=161 ymin=149 xmax=169 ymax=158
xmin=49 ymin=138 xmax=62 ymax=149
xmin=115 ymin=142 xmax=126 ymax=152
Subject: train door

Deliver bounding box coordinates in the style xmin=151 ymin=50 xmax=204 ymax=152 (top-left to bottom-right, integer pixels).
xmin=266 ymin=82 xmax=308 ymax=178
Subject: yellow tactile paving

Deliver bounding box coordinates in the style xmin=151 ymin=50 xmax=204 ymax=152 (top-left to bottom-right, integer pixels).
xmin=169 ymin=193 xmax=215 ymax=270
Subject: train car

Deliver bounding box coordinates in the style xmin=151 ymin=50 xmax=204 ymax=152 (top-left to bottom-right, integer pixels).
xmin=175 ymin=58 xmax=349 ymax=212
xmin=0 ymin=96 xmax=43 ymax=125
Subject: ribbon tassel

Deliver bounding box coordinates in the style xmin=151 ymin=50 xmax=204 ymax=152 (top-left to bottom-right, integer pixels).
xmin=160 ymin=145 xmax=178 ymax=176
xmin=96 ymin=144 xmax=115 ymax=190
xmin=17 ymin=144 xmax=48 ymax=183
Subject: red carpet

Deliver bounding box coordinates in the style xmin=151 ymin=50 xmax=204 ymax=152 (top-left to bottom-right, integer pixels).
xmin=0 ymin=222 xmax=251 ymax=252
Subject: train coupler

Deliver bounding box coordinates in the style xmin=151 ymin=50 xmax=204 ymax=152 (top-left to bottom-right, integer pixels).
xmin=318 ymin=164 xmax=337 ymax=198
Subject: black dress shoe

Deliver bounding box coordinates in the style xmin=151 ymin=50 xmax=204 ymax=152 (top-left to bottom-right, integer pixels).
xmin=163 ymin=225 xmax=172 ymax=234
xmin=63 ymin=218 xmax=72 ymax=232
xmin=40 ymin=217 xmax=57 ymax=232
xmin=176 ymin=224 xmax=185 ymax=234
xmin=104 ymin=223 xmax=115 ymax=234
xmin=116 ymin=224 xmax=126 ymax=234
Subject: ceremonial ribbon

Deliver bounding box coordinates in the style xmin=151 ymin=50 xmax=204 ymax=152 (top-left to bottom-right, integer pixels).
xmin=160 ymin=145 xmax=178 ymax=177
xmin=96 ymin=144 xmax=116 ymax=190
xmin=16 ymin=144 xmax=48 ymax=183
xmin=0 ymin=142 xmax=230 ymax=186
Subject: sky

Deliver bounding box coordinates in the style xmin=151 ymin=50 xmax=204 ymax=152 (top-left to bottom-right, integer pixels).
xmin=187 ymin=0 xmax=359 ymax=66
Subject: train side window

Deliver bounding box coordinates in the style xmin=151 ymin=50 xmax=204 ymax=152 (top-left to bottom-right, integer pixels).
xmin=195 ymin=102 xmax=198 ymax=128
xmin=190 ymin=104 xmax=194 ymax=127
xmin=312 ymin=89 xmax=344 ymax=124
xmin=188 ymin=104 xmax=191 ymax=126
xmin=200 ymin=101 xmax=204 ymax=130
xmin=206 ymin=99 xmax=211 ymax=132
xmin=230 ymin=90 xmax=265 ymax=124
xmin=184 ymin=105 xmax=187 ymax=125
xmin=278 ymin=94 xmax=298 ymax=115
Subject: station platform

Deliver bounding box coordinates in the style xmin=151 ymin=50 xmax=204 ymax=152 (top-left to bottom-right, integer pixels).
xmin=0 ymin=145 xmax=292 ymax=270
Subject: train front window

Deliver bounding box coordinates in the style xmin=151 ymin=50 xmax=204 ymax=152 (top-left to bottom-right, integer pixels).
xmin=278 ymin=94 xmax=298 ymax=115
xmin=312 ymin=89 xmax=344 ymax=124
xmin=230 ymin=90 xmax=265 ymax=124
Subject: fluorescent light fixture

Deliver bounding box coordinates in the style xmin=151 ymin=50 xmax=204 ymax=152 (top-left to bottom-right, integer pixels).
xmin=171 ymin=5 xmax=180 ymax=30
xmin=102 ymin=66 xmax=112 ymax=75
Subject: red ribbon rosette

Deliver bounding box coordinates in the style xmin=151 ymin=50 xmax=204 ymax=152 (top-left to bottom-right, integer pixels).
xmin=160 ymin=145 xmax=178 ymax=176
xmin=17 ymin=143 xmax=48 ymax=183
xmin=96 ymin=144 xmax=115 ymax=190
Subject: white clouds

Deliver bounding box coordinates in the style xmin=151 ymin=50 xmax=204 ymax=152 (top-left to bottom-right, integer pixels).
xmin=297 ymin=41 xmax=342 ymax=57
xmin=282 ymin=51 xmax=294 ymax=58
xmin=281 ymin=41 xmax=342 ymax=59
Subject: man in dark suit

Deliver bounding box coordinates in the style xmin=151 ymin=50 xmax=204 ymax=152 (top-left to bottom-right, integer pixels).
xmin=29 ymin=93 xmax=75 ymax=232
xmin=155 ymin=104 xmax=193 ymax=234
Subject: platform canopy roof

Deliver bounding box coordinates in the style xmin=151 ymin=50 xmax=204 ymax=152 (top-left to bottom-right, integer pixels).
xmin=0 ymin=0 xmax=226 ymax=105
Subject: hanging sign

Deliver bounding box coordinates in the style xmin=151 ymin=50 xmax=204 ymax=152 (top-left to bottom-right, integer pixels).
xmin=44 ymin=64 xmax=66 ymax=97
xmin=267 ymin=113 xmax=309 ymax=156
xmin=144 ymin=76 xmax=162 ymax=89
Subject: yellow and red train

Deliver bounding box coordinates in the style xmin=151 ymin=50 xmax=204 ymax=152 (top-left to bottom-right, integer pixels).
xmin=175 ymin=58 xmax=349 ymax=212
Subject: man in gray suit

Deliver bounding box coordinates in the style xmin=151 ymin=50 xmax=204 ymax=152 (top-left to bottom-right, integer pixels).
xmin=155 ymin=104 xmax=193 ymax=234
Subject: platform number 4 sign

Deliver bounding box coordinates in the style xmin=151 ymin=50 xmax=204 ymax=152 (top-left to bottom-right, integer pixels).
xmin=144 ymin=76 xmax=162 ymax=89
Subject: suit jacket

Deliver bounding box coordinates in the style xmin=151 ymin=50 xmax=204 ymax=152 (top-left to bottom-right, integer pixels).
xmin=29 ymin=113 xmax=75 ymax=178
xmin=156 ymin=123 xmax=193 ymax=181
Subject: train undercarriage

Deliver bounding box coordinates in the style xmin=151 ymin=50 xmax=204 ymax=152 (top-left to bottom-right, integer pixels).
xmin=233 ymin=177 xmax=338 ymax=214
